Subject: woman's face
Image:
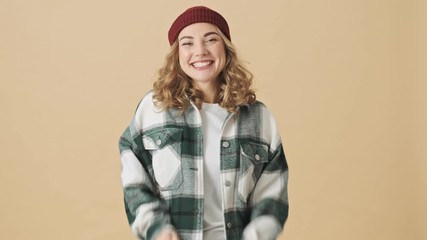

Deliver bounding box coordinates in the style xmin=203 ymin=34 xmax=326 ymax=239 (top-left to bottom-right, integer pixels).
xmin=177 ymin=22 xmax=226 ymax=89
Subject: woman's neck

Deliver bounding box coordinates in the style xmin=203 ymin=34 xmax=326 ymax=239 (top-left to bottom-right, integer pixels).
xmin=203 ymin=91 xmax=218 ymax=103
xmin=193 ymin=82 xmax=219 ymax=103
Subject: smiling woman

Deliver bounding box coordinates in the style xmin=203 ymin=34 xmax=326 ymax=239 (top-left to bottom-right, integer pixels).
xmin=118 ymin=6 xmax=289 ymax=240
xmin=177 ymin=23 xmax=226 ymax=101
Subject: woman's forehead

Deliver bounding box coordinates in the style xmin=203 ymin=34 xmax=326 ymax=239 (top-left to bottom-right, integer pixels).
xmin=178 ymin=22 xmax=219 ymax=38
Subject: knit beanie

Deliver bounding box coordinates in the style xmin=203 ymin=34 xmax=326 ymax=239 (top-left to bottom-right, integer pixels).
xmin=168 ymin=6 xmax=231 ymax=45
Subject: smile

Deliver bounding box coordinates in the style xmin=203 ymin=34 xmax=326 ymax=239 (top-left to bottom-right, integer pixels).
xmin=191 ymin=61 xmax=213 ymax=68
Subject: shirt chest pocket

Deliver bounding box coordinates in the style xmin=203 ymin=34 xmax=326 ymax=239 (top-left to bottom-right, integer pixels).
xmin=238 ymin=141 xmax=269 ymax=203
xmin=142 ymin=128 xmax=183 ymax=191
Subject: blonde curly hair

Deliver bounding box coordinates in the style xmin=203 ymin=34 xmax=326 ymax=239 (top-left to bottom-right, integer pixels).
xmin=153 ymin=29 xmax=256 ymax=113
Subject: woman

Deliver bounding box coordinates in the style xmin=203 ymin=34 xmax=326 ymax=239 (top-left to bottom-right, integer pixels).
xmin=119 ymin=6 xmax=289 ymax=240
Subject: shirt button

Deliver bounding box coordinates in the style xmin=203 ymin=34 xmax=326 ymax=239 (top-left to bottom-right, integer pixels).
xmin=222 ymin=141 xmax=230 ymax=148
xmin=225 ymin=180 xmax=231 ymax=187
xmin=255 ymin=154 xmax=260 ymax=161
xmin=226 ymin=222 xmax=232 ymax=229
xmin=156 ymin=139 xmax=162 ymax=146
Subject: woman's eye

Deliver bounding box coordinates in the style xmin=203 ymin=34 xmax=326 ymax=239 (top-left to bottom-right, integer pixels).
xmin=181 ymin=42 xmax=193 ymax=46
xmin=206 ymin=38 xmax=218 ymax=44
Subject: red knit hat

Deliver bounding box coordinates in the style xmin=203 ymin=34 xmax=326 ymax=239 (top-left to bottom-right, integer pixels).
xmin=168 ymin=6 xmax=231 ymax=45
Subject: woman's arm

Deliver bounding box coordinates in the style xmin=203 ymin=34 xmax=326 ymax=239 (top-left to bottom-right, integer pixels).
xmin=242 ymin=143 xmax=289 ymax=240
xmin=119 ymin=116 xmax=178 ymax=240
xmin=242 ymin=108 xmax=289 ymax=240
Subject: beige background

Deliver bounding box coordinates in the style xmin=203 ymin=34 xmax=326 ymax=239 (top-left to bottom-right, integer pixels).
xmin=1 ymin=0 xmax=425 ymax=239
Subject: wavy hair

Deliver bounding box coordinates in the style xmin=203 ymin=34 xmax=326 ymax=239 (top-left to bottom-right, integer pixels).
xmin=153 ymin=29 xmax=256 ymax=113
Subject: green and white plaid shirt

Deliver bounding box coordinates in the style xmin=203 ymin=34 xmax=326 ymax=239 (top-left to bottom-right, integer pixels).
xmin=119 ymin=91 xmax=289 ymax=240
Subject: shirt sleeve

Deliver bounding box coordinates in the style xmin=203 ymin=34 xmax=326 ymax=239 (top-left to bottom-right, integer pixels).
xmin=242 ymin=109 xmax=289 ymax=240
xmin=119 ymin=110 xmax=176 ymax=240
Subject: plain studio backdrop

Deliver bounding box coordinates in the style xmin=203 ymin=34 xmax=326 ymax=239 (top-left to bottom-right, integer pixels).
xmin=1 ymin=0 xmax=426 ymax=239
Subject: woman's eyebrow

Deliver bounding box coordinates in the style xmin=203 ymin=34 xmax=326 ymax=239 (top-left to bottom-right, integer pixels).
xmin=178 ymin=36 xmax=193 ymax=42
xmin=179 ymin=32 xmax=220 ymax=42
xmin=204 ymin=32 xmax=220 ymax=37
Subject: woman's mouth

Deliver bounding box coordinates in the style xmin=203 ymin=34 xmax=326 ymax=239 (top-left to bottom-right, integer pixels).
xmin=191 ymin=61 xmax=214 ymax=69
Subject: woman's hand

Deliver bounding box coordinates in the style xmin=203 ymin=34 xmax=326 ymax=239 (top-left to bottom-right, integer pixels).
xmin=155 ymin=229 xmax=180 ymax=240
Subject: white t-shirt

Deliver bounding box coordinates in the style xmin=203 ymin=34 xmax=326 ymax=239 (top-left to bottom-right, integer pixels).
xmin=200 ymin=102 xmax=228 ymax=240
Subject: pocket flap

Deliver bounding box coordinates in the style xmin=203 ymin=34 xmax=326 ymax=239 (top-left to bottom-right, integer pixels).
xmin=240 ymin=142 xmax=269 ymax=163
xmin=143 ymin=128 xmax=182 ymax=150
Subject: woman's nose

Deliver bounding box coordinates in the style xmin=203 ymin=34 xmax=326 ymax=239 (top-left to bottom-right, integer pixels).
xmin=194 ymin=44 xmax=208 ymax=56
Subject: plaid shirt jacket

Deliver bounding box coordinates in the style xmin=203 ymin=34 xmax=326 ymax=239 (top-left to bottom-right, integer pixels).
xmin=119 ymin=92 xmax=289 ymax=240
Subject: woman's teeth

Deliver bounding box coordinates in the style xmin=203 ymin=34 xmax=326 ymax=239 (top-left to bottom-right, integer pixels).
xmin=192 ymin=61 xmax=212 ymax=68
